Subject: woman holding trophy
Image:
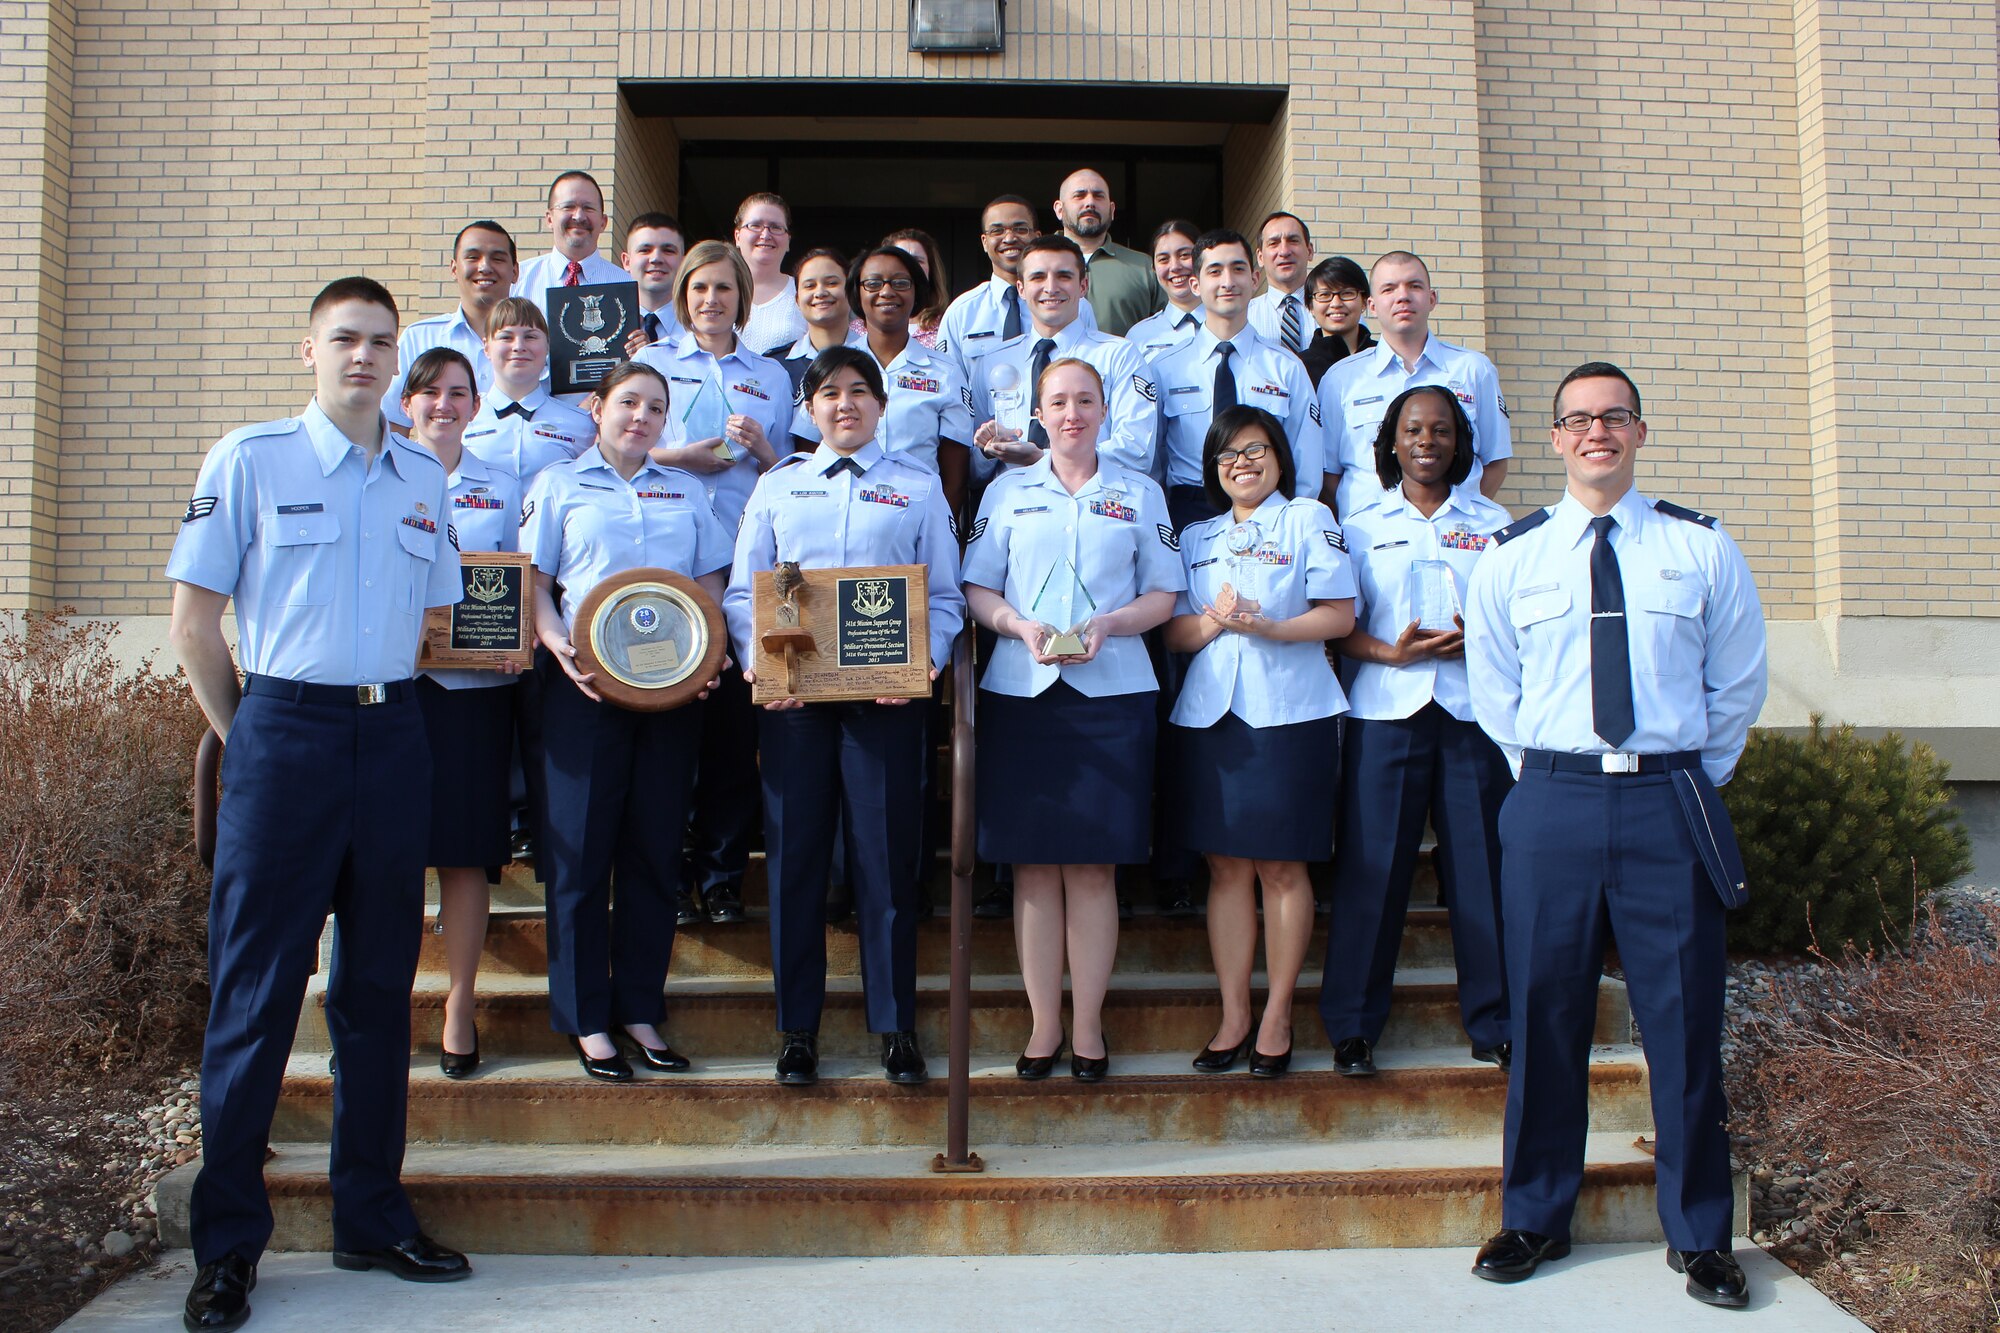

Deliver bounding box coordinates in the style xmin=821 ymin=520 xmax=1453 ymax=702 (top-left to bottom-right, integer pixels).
xmin=401 ymin=347 xmax=523 ymax=1079
xmin=1317 ymin=384 xmax=1516 ymax=1078
xmin=961 ymin=358 xmax=1184 ymax=1082
xmin=1165 ymin=405 xmax=1356 ymax=1078
xmin=521 ymin=359 xmax=735 ymax=1081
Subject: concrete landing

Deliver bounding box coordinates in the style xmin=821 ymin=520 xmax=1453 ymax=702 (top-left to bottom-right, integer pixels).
xmin=62 ymin=1246 xmax=1864 ymax=1331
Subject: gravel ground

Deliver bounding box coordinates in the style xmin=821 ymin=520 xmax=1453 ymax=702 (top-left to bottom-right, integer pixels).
xmin=0 ymin=1066 xmax=201 ymax=1333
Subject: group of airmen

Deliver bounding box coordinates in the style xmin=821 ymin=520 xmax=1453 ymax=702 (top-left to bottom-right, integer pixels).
xmin=167 ymin=164 xmax=1769 ymax=1331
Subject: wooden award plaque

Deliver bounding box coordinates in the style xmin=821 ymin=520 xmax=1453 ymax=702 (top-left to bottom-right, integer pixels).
xmin=750 ymin=564 xmax=931 ymax=703
xmin=421 ymin=550 xmax=535 ymax=671
xmin=572 ymin=567 xmax=727 ymax=712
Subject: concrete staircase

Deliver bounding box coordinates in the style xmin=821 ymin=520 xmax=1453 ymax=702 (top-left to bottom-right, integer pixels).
xmin=160 ymin=856 xmax=1673 ymax=1256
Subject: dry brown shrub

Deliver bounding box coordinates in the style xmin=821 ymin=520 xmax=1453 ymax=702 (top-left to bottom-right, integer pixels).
xmin=1737 ymin=904 xmax=2000 ymax=1331
xmin=0 ymin=612 xmax=211 ymax=1091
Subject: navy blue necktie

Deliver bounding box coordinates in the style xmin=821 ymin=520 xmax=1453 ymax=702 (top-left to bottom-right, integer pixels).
xmin=495 ymin=401 xmax=534 ymax=421
xmin=643 ymin=311 xmax=662 ymax=342
xmin=1589 ymin=514 xmax=1635 ymax=748
xmin=1026 ymin=338 xmax=1056 ymax=447
xmin=1213 ymin=340 xmax=1238 ymax=412
xmin=826 ymin=456 xmax=862 ymax=477
xmin=1001 ymin=286 xmax=1024 ymax=341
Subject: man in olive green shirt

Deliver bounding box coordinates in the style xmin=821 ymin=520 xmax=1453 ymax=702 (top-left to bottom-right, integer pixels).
xmin=1053 ymin=167 xmax=1163 ymax=337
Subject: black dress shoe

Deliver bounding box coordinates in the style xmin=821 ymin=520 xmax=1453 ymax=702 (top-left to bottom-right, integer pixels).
xmin=675 ymin=889 xmax=706 ymax=927
xmin=705 ymin=884 xmax=746 ymax=924
xmin=1115 ymin=889 xmax=1134 ymax=921
xmin=1156 ymin=879 xmax=1199 ymax=917
xmin=1471 ymin=1041 xmax=1513 ymax=1071
xmin=972 ymin=884 xmax=1012 ymax=919
xmin=183 ymin=1254 xmax=255 ymax=1332
xmin=438 ymin=1033 xmax=479 ymax=1080
xmin=1668 ymin=1248 xmax=1750 ymax=1308
xmin=1250 ymin=1043 xmax=1293 ymax=1078
xmin=1071 ymin=1042 xmax=1110 ymax=1083
xmin=331 ymin=1232 xmax=472 ymax=1283
xmin=825 ymin=882 xmax=855 ymax=924
xmin=1471 ymin=1228 xmax=1570 ymax=1282
xmin=1333 ymin=1036 xmax=1376 ymax=1077
xmin=1191 ymin=1037 xmax=1247 ymax=1073
xmin=568 ymin=1034 xmax=634 ymax=1082
xmin=620 ymin=1034 xmax=691 ymax=1072
xmin=777 ymin=1030 xmax=819 ymax=1085
xmin=1016 ymin=1032 xmax=1065 ymax=1080
xmin=882 ymin=1031 xmax=928 ymax=1085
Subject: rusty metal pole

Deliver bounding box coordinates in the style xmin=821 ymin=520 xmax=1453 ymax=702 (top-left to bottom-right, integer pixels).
xmin=932 ymin=629 xmax=983 ymax=1172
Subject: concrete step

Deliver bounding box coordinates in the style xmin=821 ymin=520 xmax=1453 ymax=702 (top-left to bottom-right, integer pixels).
xmin=295 ymin=970 xmax=1632 ymax=1059
xmin=272 ymin=1045 xmax=1652 ymax=1148
xmin=415 ymin=904 xmax=1461 ymax=979
xmin=156 ymin=1132 xmax=1671 ymax=1255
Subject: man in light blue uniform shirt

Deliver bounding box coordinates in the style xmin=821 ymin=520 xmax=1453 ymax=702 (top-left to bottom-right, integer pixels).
xmin=1149 ymin=228 xmax=1323 ymax=530
xmin=1319 ymin=250 xmax=1512 ymax=517
xmin=967 ymin=235 xmax=1157 ymax=481
xmin=937 ymin=194 xmax=1039 ymax=379
xmin=619 ymin=212 xmax=687 ymax=355
xmin=167 ymin=277 xmax=472 ymax=1332
xmin=1463 ymin=361 xmax=1766 ymax=1310
xmin=382 ymin=221 xmax=517 ymax=428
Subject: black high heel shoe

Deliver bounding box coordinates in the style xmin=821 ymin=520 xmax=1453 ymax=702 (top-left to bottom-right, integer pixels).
xmin=1249 ymin=1042 xmax=1293 ymax=1078
xmin=569 ymin=1034 xmax=634 ymax=1082
xmin=439 ymin=1028 xmax=479 ymax=1080
xmin=1192 ymin=1035 xmax=1248 ymax=1073
xmin=619 ymin=1032 xmax=691 ymax=1072
xmin=1016 ymin=1031 xmax=1066 ymax=1080
xmin=1071 ymin=1040 xmax=1110 ymax=1083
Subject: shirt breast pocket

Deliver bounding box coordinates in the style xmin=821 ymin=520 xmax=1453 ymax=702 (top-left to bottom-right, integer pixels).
xmin=269 ymin=510 xmax=341 ymax=607
xmin=395 ymin=519 xmax=438 ymax=613
xmin=1507 ymin=586 xmax=1572 ymax=682
xmin=1637 ymin=582 xmax=1704 ymax=677
xmin=1160 ymin=388 xmax=1212 ymax=422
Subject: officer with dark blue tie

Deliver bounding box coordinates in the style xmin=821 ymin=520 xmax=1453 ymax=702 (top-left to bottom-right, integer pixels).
xmin=167 ymin=278 xmax=473 ymax=1333
xmin=1463 ymin=361 xmax=1767 ymax=1309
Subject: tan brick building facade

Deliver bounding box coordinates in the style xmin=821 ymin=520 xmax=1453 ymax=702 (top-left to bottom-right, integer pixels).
xmin=4 ymin=0 xmax=1998 ymax=757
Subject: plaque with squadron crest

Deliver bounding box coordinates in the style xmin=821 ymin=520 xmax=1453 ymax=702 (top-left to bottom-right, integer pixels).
xmin=547 ymin=279 xmax=639 ymax=395
xmin=750 ymin=563 xmax=931 ymax=703
xmin=421 ymin=550 xmax=535 ymax=671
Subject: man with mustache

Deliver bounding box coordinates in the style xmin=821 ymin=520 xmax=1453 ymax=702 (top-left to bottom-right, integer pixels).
xmin=1053 ymin=167 xmax=1161 ymax=337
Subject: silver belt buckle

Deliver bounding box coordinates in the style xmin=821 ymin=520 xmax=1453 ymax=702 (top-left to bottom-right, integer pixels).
xmin=355 ymin=683 xmax=388 ymax=706
xmin=1600 ymin=752 xmax=1641 ymax=774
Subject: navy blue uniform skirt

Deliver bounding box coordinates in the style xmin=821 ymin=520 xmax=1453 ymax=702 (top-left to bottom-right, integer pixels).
xmin=1171 ymin=711 xmax=1340 ymax=862
xmin=977 ymin=681 xmax=1155 ymax=865
xmin=416 ymin=676 xmax=516 ymax=869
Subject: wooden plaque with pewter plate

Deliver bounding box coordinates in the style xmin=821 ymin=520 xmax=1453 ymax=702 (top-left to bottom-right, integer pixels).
xmin=750 ymin=563 xmax=931 ymax=704
xmin=572 ymin=567 xmax=727 ymax=711
xmin=421 ymin=550 xmax=536 ymax=671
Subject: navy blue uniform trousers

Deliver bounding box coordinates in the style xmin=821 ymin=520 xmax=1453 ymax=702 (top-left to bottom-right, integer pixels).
xmin=539 ymin=670 xmax=700 ymax=1035
xmin=1320 ymin=705 xmax=1511 ymax=1049
xmin=1498 ymin=765 xmax=1733 ymax=1250
xmin=685 ymin=662 xmax=760 ymax=899
xmin=191 ymin=684 xmax=427 ymax=1265
xmin=759 ymin=701 xmax=925 ymax=1033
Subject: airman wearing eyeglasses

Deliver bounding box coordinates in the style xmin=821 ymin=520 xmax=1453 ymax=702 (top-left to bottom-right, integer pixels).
xmin=937 ymin=194 xmax=1044 ymax=378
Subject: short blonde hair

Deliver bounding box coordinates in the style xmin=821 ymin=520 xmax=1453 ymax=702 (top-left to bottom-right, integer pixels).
xmin=673 ymin=239 xmax=753 ymax=333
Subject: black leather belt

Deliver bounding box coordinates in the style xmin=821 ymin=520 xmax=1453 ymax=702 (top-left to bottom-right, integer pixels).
xmin=1522 ymin=748 xmax=1700 ymax=776
xmin=244 ymin=675 xmax=416 ymax=707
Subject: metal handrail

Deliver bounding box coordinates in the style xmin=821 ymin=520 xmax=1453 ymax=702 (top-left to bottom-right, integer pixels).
xmin=931 ymin=626 xmax=983 ymax=1172
xmin=194 ymin=726 xmax=222 ymax=869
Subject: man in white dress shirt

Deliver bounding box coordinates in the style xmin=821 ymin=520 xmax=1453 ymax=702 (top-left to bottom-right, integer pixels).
xmin=513 ymin=171 xmax=626 ymax=311
xmin=1248 ymin=212 xmax=1316 ymax=355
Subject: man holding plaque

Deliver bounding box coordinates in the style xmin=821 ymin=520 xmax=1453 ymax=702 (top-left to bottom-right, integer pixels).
xmin=620 ymin=212 xmax=688 ymax=354
xmin=167 ymin=277 xmax=472 ymax=1331
xmin=724 ymin=346 xmax=966 ymax=1088
xmin=382 ymin=220 xmax=518 ymax=429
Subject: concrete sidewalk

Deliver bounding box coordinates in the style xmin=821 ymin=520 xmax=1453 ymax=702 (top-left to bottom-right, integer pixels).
xmin=64 ymin=1245 xmax=1864 ymax=1331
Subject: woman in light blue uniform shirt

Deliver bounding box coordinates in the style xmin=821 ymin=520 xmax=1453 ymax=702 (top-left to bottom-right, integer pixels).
xmin=1319 ymin=383 xmax=1515 ymax=1077
xmin=522 ymin=360 xmax=734 ymax=1083
xmin=725 ymin=345 xmax=967 ymax=1090
xmin=1165 ymin=405 xmax=1356 ymax=1079
xmin=402 ymin=348 xmax=524 ymax=1079
xmin=962 ymin=358 xmax=1184 ymax=1083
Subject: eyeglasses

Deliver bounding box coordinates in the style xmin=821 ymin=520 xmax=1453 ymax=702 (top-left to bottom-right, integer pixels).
xmin=1310 ymin=288 xmax=1364 ymax=306
xmin=1215 ymin=442 xmax=1270 ymax=465
xmin=738 ymin=221 xmax=789 ymax=236
xmin=858 ymin=276 xmax=915 ymax=293
xmin=981 ymin=223 xmax=1036 ymax=239
xmin=1554 ymin=408 xmax=1640 ymax=433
